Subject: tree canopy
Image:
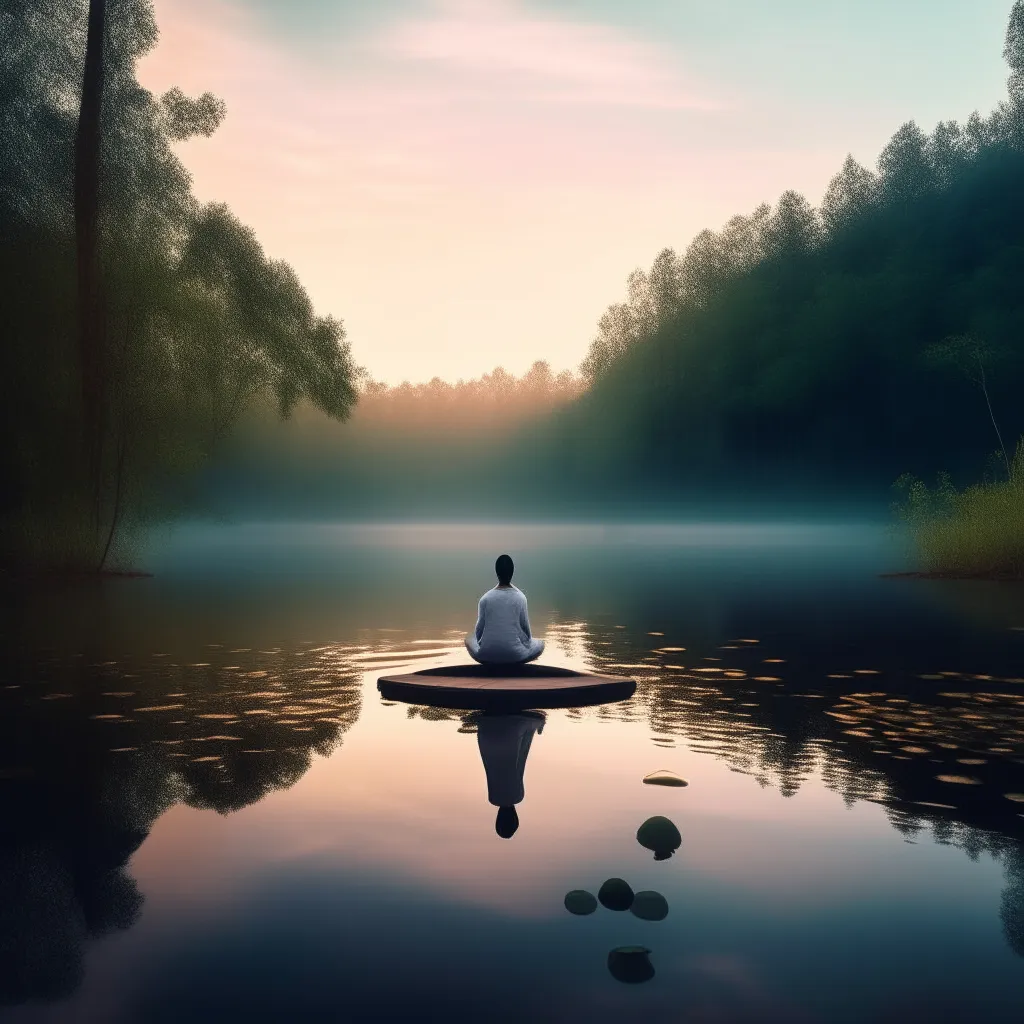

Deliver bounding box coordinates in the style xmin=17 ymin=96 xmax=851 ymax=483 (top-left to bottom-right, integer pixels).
xmin=0 ymin=0 xmax=358 ymax=569
xmin=554 ymin=2 xmax=1024 ymax=502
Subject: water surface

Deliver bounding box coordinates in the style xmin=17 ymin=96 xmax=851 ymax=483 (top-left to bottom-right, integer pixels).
xmin=3 ymin=522 xmax=1024 ymax=1023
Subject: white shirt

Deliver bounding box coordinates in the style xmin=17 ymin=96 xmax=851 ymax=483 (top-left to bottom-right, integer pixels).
xmin=473 ymin=585 xmax=533 ymax=660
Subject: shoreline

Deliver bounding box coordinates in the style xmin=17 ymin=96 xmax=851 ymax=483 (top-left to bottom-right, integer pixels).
xmin=881 ymin=570 xmax=1024 ymax=582
xmin=1 ymin=568 xmax=154 ymax=582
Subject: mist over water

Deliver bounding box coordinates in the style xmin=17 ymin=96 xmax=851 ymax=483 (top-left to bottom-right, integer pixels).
xmin=195 ymin=400 xmax=899 ymax=522
xmin=4 ymin=521 xmax=1024 ymax=1023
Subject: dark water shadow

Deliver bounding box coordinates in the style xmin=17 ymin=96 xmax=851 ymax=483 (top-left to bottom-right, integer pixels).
xmin=0 ymin=642 xmax=361 ymax=1007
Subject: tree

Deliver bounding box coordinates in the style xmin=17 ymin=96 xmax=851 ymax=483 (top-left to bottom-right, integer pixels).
xmin=821 ymin=156 xmax=878 ymax=236
xmin=925 ymin=121 xmax=969 ymax=186
xmin=761 ymin=190 xmax=820 ymax=258
xmin=74 ymin=0 xmax=107 ymax=524
xmin=925 ymin=335 xmax=1012 ymax=481
xmin=581 ymin=298 xmax=644 ymax=383
xmin=1 ymin=0 xmax=359 ymax=570
xmin=877 ymin=121 xmax=935 ymax=205
xmin=1005 ymin=0 xmax=1024 ymax=106
xmin=536 ymin=5 xmax=1024 ymax=503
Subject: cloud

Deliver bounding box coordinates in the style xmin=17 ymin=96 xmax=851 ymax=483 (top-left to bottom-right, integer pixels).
xmin=375 ymin=0 xmax=717 ymax=110
xmin=138 ymin=0 xmax=837 ymax=384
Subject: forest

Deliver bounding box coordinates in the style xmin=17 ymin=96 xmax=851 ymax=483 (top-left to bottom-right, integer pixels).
xmin=204 ymin=4 xmax=1024 ymax=523
xmin=1 ymin=0 xmax=359 ymax=571
xmin=4 ymin=0 xmax=1024 ymax=566
xmin=559 ymin=105 xmax=1024 ymax=499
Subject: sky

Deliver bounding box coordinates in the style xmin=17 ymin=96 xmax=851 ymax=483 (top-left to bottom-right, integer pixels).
xmin=139 ymin=0 xmax=1013 ymax=385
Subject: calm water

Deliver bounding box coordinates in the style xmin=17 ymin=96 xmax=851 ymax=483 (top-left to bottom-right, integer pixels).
xmin=3 ymin=522 xmax=1024 ymax=1023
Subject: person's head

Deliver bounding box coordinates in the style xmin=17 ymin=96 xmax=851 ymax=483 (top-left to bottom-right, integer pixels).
xmin=495 ymin=805 xmax=519 ymax=839
xmin=495 ymin=554 xmax=514 ymax=586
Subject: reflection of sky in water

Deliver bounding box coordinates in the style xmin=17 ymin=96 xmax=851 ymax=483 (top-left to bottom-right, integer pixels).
xmin=3 ymin=522 xmax=1024 ymax=1022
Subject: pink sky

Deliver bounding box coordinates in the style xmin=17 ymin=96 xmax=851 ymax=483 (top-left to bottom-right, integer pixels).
xmin=138 ymin=0 xmax=1008 ymax=383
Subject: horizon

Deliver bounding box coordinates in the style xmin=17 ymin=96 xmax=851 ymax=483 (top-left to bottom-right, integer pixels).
xmin=139 ymin=0 xmax=1011 ymax=386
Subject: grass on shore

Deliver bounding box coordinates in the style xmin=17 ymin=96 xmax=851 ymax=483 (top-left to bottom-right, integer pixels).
xmin=893 ymin=441 xmax=1024 ymax=579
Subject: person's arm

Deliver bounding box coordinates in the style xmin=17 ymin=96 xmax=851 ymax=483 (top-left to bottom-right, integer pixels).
xmin=475 ymin=597 xmax=486 ymax=642
xmin=519 ymin=594 xmax=532 ymax=641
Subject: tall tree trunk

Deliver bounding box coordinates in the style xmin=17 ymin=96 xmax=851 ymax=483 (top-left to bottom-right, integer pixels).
xmin=75 ymin=0 xmax=108 ymax=539
xmin=98 ymin=303 xmax=135 ymax=572
xmin=977 ymin=355 xmax=1012 ymax=481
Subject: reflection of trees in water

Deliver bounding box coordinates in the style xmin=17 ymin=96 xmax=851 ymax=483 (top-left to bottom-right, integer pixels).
xmin=0 ymin=642 xmax=361 ymax=1005
xmin=563 ymin=619 xmax=1024 ymax=959
xmin=924 ymin=583 xmax=1024 ymax=634
xmin=404 ymin=704 xmax=476 ymax=727
xmin=1001 ymin=848 xmax=1024 ymax=957
xmin=0 ymin=820 xmax=145 ymax=1004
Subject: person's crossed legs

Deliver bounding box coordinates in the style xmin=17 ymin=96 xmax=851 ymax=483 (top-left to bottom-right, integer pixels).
xmin=465 ymin=636 xmax=545 ymax=665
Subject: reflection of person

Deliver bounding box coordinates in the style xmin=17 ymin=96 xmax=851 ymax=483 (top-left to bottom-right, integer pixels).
xmin=465 ymin=554 xmax=545 ymax=665
xmin=476 ymin=712 xmax=545 ymax=839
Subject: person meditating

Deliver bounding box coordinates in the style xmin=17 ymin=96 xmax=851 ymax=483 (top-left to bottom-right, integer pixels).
xmin=465 ymin=554 xmax=545 ymax=665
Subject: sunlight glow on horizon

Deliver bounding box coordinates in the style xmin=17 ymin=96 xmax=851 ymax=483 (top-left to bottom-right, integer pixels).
xmin=139 ymin=0 xmax=1010 ymax=385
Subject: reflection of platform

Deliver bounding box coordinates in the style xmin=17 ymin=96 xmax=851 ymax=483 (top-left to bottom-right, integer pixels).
xmin=377 ymin=664 xmax=636 ymax=710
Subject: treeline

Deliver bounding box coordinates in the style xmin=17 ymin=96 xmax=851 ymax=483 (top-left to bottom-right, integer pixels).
xmin=12 ymin=0 xmax=1024 ymax=541
xmin=550 ymin=3 xmax=1024 ymax=500
xmin=358 ymin=362 xmax=582 ymax=430
xmin=198 ymin=362 xmax=581 ymax=518
xmin=1 ymin=0 xmax=358 ymax=570
xmin=202 ymin=3 xmax=1024 ymax=521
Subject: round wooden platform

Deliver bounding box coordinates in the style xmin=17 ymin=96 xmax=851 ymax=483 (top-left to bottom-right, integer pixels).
xmin=377 ymin=664 xmax=636 ymax=710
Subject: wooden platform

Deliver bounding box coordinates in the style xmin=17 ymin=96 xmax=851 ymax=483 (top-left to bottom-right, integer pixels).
xmin=377 ymin=664 xmax=636 ymax=710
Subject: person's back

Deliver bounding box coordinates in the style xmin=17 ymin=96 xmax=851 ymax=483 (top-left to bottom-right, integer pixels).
xmin=475 ymin=586 xmax=530 ymax=662
xmin=465 ymin=554 xmax=545 ymax=666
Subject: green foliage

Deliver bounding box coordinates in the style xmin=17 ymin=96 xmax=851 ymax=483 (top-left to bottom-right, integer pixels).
xmin=891 ymin=471 xmax=959 ymax=530
xmin=893 ymin=441 xmax=1024 ymax=577
xmin=0 ymin=0 xmax=358 ymax=570
xmin=1005 ymin=1 xmax=1024 ymax=102
xmin=924 ymin=334 xmax=996 ymax=379
xmin=158 ymin=87 xmax=225 ymax=140
xmin=555 ymin=5 xmax=1024 ymax=503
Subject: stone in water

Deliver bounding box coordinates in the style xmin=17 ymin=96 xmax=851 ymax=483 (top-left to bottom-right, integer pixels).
xmin=636 ymin=816 xmax=682 ymax=860
xmin=564 ymin=890 xmax=598 ymax=915
xmin=607 ymin=946 xmax=655 ymax=984
xmin=630 ymin=890 xmax=669 ymax=921
xmin=598 ymin=878 xmax=635 ymax=912
xmin=643 ymin=770 xmax=687 ymax=787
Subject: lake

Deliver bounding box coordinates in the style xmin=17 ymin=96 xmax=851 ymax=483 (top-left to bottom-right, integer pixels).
xmin=2 ymin=521 xmax=1024 ymax=1023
